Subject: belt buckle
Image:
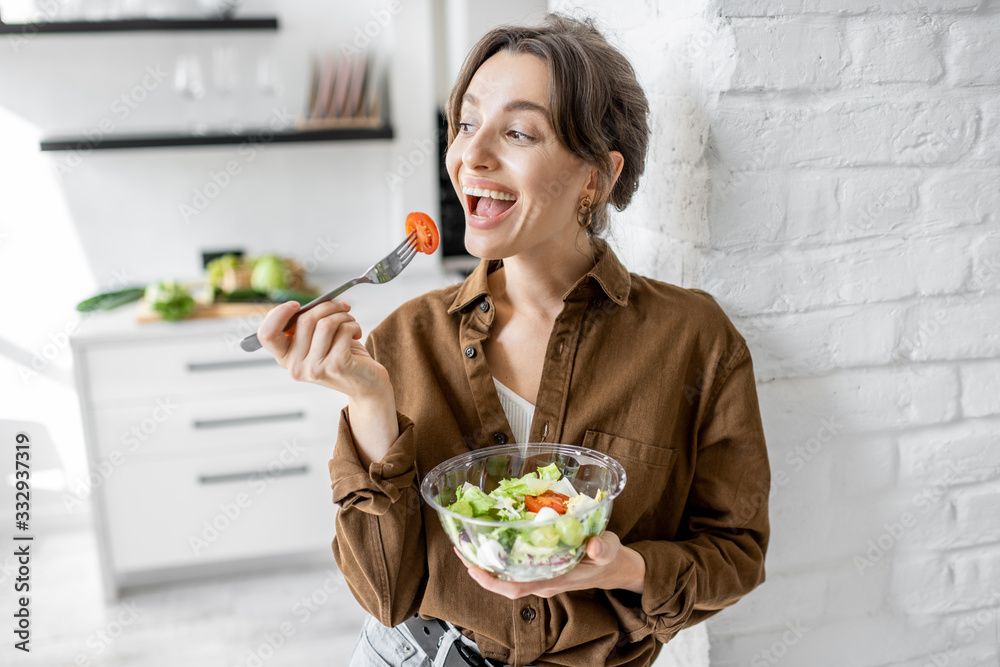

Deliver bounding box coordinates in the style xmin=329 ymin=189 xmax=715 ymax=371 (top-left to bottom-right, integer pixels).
xmin=402 ymin=615 xmax=447 ymax=660
xmin=454 ymin=640 xmax=508 ymax=667
xmin=403 ymin=615 xmax=509 ymax=667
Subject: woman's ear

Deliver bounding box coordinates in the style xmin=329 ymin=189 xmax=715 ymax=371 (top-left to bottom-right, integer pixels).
xmin=609 ymin=151 xmax=625 ymax=183
xmin=584 ymin=151 xmax=626 ymax=200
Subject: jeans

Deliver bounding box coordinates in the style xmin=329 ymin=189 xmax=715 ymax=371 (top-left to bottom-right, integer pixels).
xmin=348 ymin=615 xmax=427 ymax=666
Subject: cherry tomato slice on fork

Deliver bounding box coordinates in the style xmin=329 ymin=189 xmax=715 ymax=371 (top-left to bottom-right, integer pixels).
xmin=406 ymin=212 xmax=440 ymax=255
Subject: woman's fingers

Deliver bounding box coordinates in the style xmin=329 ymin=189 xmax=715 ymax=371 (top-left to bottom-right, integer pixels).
xmin=286 ymin=301 xmax=351 ymax=362
xmin=260 ymin=299 xmax=381 ymax=395
xmin=323 ymin=319 xmax=369 ymax=385
xmin=257 ymin=301 xmax=301 ymax=359
xmin=302 ymin=311 xmax=358 ymax=372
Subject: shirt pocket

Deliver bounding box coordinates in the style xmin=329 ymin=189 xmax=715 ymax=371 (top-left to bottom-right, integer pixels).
xmin=581 ymin=430 xmax=677 ymax=538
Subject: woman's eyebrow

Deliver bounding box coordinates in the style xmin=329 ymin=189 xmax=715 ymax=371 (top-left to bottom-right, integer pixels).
xmin=504 ymin=100 xmax=548 ymax=116
xmin=462 ymin=93 xmax=548 ymax=116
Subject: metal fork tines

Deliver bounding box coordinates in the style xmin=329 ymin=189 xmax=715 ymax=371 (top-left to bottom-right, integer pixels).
xmin=240 ymin=231 xmax=419 ymax=352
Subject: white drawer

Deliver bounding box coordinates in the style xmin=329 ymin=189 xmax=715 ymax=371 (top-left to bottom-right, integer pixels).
xmin=83 ymin=335 xmax=294 ymax=404
xmin=91 ymin=387 xmax=346 ymax=459
xmin=102 ymin=440 xmax=337 ymax=574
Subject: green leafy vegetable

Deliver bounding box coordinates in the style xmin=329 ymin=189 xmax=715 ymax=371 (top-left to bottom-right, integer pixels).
xmin=206 ymin=253 xmax=240 ymax=290
xmin=537 ymin=462 xmax=562 ymax=481
xmin=457 ymin=484 xmax=496 ymax=516
xmin=145 ymin=281 xmax=196 ymax=321
xmin=489 ymin=526 xmax=519 ymax=552
xmin=442 ymin=462 xmax=610 ymax=576
xmin=449 ymin=500 xmax=474 ymax=517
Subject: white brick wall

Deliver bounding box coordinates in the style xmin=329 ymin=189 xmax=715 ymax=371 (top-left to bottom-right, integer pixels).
xmin=844 ymin=16 xmax=945 ymax=84
xmin=961 ymin=362 xmax=1000 ymax=417
xmin=729 ymin=18 xmax=844 ymax=90
xmin=553 ymin=0 xmax=1000 ymax=665
xmin=946 ymin=18 xmax=1000 ymax=85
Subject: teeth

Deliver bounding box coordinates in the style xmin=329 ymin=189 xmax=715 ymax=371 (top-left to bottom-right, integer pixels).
xmin=462 ymin=186 xmax=517 ymax=201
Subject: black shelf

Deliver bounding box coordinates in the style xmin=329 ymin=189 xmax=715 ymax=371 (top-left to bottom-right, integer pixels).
xmin=39 ymin=125 xmax=394 ymax=151
xmin=0 ymin=16 xmax=279 ymax=34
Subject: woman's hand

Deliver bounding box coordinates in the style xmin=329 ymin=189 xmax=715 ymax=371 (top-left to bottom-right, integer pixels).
xmin=257 ymin=301 xmax=399 ymax=465
xmin=454 ymin=532 xmax=646 ymax=599
xmin=257 ymin=300 xmax=390 ymax=399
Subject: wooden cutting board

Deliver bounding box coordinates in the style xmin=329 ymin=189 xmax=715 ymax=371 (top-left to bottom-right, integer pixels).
xmin=136 ymin=300 xmax=275 ymax=323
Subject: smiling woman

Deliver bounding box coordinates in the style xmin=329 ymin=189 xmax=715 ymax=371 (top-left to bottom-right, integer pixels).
xmin=254 ymin=12 xmax=770 ymax=667
xmin=446 ymin=20 xmax=648 ymax=241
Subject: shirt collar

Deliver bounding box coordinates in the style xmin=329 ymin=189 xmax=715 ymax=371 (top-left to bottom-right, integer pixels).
xmin=447 ymin=238 xmax=632 ymax=314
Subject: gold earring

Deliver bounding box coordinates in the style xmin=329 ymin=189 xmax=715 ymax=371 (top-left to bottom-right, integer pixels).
xmin=578 ymin=196 xmax=593 ymax=229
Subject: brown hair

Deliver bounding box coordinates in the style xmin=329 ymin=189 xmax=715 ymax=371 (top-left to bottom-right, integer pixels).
xmin=446 ymin=13 xmax=650 ymax=236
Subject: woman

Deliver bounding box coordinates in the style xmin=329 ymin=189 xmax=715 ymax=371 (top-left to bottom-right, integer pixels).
xmin=257 ymin=14 xmax=770 ymax=667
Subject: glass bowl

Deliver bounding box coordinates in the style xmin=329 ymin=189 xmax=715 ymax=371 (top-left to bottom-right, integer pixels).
xmin=420 ymin=443 xmax=626 ymax=582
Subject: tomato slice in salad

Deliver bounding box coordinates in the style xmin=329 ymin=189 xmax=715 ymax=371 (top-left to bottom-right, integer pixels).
xmin=405 ymin=212 xmax=440 ymax=255
xmin=524 ymin=490 xmax=570 ymax=515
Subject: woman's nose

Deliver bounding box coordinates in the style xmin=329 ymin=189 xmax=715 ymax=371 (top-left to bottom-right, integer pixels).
xmin=462 ymin=128 xmax=498 ymax=170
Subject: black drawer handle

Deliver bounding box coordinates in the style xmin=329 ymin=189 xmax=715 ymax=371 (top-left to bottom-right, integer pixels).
xmin=192 ymin=411 xmax=305 ymax=429
xmin=187 ymin=358 xmax=277 ymax=372
xmin=197 ymin=465 xmax=310 ymax=485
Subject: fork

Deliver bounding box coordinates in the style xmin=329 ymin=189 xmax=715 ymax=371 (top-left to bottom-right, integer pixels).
xmin=240 ymin=231 xmax=419 ymax=352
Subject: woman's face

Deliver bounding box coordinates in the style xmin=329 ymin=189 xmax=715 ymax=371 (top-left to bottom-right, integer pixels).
xmin=446 ymin=50 xmax=595 ymax=261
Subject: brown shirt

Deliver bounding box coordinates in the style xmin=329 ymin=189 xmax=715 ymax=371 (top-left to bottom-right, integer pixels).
xmin=329 ymin=240 xmax=770 ymax=667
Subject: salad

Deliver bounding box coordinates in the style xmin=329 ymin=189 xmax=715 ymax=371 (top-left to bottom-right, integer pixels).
xmin=442 ymin=462 xmax=609 ymax=579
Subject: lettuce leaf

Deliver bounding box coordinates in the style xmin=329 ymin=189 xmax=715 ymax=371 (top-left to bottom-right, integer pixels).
xmin=537 ymin=462 xmax=562 ymax=481
xmin=457 ymin=483 xmax=495 ymax=516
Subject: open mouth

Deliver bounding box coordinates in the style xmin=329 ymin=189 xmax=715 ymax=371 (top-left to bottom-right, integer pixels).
xmin=463 ymin=186 xmax=518 ymax=219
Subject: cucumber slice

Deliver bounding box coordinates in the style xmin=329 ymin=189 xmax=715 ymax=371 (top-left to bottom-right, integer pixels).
xmin=219 ymin=288 xmax=270 ymax=303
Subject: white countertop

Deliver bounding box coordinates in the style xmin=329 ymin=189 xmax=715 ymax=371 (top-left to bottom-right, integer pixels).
xmin=70 ymin=269 xmax=465 ymax=345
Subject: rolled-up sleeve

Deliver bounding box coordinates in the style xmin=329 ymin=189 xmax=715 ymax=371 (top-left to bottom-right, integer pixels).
xmin=603 ymin=342 xmax=771 ymax=644
xmin=330 ymin=406 xmax=427 ymax=626
xmin=330 ymin=407 xmax=417 ymax=515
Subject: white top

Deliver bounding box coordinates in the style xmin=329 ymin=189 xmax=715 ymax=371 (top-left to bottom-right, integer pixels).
xmin=493 ymin=377 xmax=535 ymax=454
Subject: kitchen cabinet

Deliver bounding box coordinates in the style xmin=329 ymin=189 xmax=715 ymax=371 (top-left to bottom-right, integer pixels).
xmin=71 ymin=309 xmax=364 ymax=601
xmin=71 ymin=272 xmax=455 ymax=601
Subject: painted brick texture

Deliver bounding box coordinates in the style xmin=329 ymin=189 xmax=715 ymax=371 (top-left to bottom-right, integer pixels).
xmin=557 ymin=0 xmax=1000 ymax=665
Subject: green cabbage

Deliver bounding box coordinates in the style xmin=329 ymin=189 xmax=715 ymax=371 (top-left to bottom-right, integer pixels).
xmin=250 ymin=255 xmax=287 ymax=293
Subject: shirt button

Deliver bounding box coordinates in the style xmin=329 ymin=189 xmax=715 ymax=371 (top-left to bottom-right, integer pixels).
xmin=494 ymin=432 xmax=508 ymax=445
xmin=479 ymin=301 xmax=490 ymax=313
xmin=465 ymin=346 xmax=476 ymax=358
xmin=521 ymin=607 xmax=536 ymax=622
xmin=591 ymin=297 xmax=603 ymax=307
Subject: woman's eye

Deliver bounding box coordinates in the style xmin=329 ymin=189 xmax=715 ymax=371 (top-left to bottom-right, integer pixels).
xmin=507 ymin=130 xmax=533 ymax=142
xmin=457 ymin=122 xmax=474 ymax=133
